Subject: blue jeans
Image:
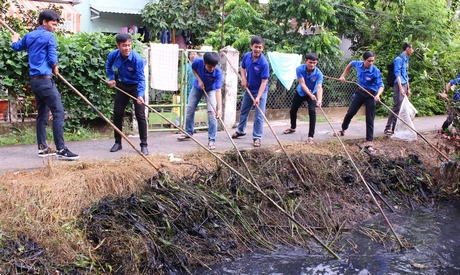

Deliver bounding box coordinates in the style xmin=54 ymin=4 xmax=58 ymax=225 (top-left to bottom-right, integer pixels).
xmin=236 ymin=91 xmax=267 ymax=140
xmin=185 ymin=86 xmax=217 ymax=142
xmin=30 ymin=78 xmax=65 ymax=150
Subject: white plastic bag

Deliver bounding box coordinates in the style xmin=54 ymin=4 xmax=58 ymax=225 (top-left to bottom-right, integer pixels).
xmin=391 ymin=96 xmax=418 ymax=141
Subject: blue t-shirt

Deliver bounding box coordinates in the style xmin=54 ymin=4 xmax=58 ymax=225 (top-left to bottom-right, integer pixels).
xmin=12 ymin=26 xmax=58 ymax=76
xmin=295 ymin=65 xmax=323 ymax=96
xmin=192 ymin=58 xmax=222 ymax=91
xmin=449 ymin=74 xmax=460 ymax=101
xmin=241 ymin=52 xmax=270 ymax=93
xmin=393 ymin=52 xmax=409 ymax=84
xmin=106 ymin=49 xmax=146 ymax=98
xmin=350 ymin=60 xmax=384 ymax=92
xmin=449 ymin=74 xmax=460 ymax=86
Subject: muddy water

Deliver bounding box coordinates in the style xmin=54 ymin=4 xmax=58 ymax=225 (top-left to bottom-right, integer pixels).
xmin=190 ymin=202 xmax=460 ymax=275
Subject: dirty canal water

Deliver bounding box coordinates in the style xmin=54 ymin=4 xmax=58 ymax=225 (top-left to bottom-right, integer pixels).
xmin=189 ymin=202 xmax=460 ymax=275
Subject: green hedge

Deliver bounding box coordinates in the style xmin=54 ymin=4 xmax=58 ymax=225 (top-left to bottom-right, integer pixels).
xmin=0 ymin=30 xmax=121 ymax=130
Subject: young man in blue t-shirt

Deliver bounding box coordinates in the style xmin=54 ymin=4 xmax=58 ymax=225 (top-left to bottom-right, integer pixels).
xmin=11 ymin=10 xmax=79 ymax=160
xmin=232 ymin=36 xmax=270 ymax=147
xmin=106 ymin=33 xmax=148 ymax=155
xmin=177 ymin=52 xmax=222 ymax=150
xmin=440 ymin=74 xmax=460 ymax=133
xmin=384 ymin=42 xmax=414 ymax=135
xmin=283 ymin=53 xmax=323 ymax=144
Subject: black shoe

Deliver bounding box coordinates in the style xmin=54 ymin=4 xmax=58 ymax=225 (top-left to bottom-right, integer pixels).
xmin=141 ymin=146 xmax=149 ymax=155
xmin=38 ymin=147 xmax=56 ymax=158
xmin=57 ymin=147 xmax=79 ymax=160
xmin=110 ymin=143 xmax=122 ymax=152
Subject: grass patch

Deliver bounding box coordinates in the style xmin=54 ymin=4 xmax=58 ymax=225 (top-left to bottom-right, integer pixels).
xmin=299 ymin=114 xmax=327 ymax=123
xmin=0 ymin=126 xmax=109 ymax=146
xmin=356 ymin=115 xmax=386 ymax=121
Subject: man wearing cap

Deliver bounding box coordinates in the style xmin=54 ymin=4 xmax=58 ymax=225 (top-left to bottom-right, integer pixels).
xmin=384 ymin=42 xmax=414 ymax=135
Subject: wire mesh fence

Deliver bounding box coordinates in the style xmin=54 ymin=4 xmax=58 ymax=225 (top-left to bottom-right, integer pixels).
xmin=237 ymin=57 xmax=358 ymax=110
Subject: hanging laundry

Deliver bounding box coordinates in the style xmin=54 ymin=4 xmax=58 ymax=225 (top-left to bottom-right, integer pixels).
xmin=182 ymin=30 xmax=191 ymax=47
xmin=160 ymin=29 xmax=171 ymax=44
xmin=150 ymin=43 xmax=179 ymax=91
xmin=267 ymin=52 xmax=302 ymax=90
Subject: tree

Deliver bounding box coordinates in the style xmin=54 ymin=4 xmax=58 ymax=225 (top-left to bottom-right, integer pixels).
xmin=141 ymin=0 xmax=221 ymax=47
xmin=204 ymin=0 xmax=270 ymax=54
xmin=0 ymin=1 xmax=120 ymax=130
xmin=350 ymin=0 xmax=460 ymax=116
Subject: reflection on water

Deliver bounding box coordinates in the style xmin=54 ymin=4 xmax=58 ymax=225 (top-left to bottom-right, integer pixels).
xmin=190 ymin=202 xmax=460 ymax=275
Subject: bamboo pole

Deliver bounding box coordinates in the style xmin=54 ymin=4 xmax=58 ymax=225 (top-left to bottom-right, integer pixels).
xmin=323 ymin=75 xmax=452 ymax=162
xmin=180 ymin=51 xmax=260 ymax=187
xmin=222 ymin=52 xmax=306 ymax=185
xmin=318 ymin=106 xmax=405 ymax=248
xmin=57 ymin=73 xmax=161 ymax=172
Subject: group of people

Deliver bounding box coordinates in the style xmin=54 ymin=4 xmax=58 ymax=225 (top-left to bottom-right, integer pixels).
xmin=11 ymin=10 xmax=454 ymax=160
xmin=176 ymin=35 xmax=270 ymax=149
xmin=11 ymin=10 xmax=149 ymax=159
xmin=284 ymin=43 xmax=414 ymax=153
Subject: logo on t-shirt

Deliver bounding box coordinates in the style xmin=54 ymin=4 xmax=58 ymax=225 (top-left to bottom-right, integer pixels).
xmin=254 ymin=67 xmax=259 ymax=71
xmin=365 ymin=77 xmax=371 ymax=81
xmin=128 ymin=67 xmax=133 ymax=71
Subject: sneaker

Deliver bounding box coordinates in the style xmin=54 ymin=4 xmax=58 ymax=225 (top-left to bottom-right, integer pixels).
xmin=38 ymin=148 xmax=56 ymax=158
xmin=57 ymin=148 xmax=79 ymax=160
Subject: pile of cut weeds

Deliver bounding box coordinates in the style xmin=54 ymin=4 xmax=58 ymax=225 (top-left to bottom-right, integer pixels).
xmin=0 ymin=138 xmax=457 ymax=274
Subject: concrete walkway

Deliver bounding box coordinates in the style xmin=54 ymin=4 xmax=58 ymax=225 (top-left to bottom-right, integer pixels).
xmin=0 ymin=115 xmax=447 ymax=174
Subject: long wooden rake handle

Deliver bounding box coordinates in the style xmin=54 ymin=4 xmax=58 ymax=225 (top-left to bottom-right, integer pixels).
xmin=57 ymin=73 xmax=161 ymax=172
xmin=180 ymin=51 xmax=261 ymax=187
xmin=222 ymin=52 xmax=306 ymax=185
xmin=318 ymin=106 xmax=405 ymax=248
xmin=0 ymin=19 xmax=15 ymax=34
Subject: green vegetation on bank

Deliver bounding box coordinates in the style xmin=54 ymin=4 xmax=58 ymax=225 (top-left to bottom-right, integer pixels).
xmin=0 ymin=126 xmax=109 ymax=146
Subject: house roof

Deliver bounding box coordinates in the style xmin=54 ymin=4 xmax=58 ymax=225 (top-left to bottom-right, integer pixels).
xmin=7 ymin=0 xmax=81 ymax=32
xmin=89 ymin=0 xmax=155 ymax=15
xmin=90 ymin=5 xmax=142 ymax=15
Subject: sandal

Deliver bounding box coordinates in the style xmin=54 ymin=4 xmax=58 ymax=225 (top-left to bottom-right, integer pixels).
xmin=253 ymin=138 xmax=261 ymax=147
xmin=384 ymin=129 xmax=394 ymax=135
xmin=232 ymin=132 xmax=246 ymax=139
xmin=208 ymin=142 xmax=216 ymax=150
xmin=177 ymin=134 xmax=191 ymax=141
xmin=306 ymin=137 xmax=314 ymax=144
xmin=283 ymin=128 xmax=296 ymax=134
xmin=333 ymin=130 xmax=345 ymax=137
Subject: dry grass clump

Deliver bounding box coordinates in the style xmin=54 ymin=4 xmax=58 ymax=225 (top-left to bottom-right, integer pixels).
xmin=0 ymin=155 xmax=179 ymax=262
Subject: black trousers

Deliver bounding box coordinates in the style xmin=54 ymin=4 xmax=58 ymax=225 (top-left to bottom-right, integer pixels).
xmin=289 ymin=92 xmax=317 ymax=137
xmin=113 ymin=82 xmax=148 ymax=147
xmin=341 ymin=89 xmax=376 ymax=142
xmin=385 ymin=83 xmax=408 ymax=131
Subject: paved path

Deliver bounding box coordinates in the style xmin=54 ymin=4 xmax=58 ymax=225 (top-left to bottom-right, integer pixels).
xmin=0 ymin=115 xmax=446 ymax=174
